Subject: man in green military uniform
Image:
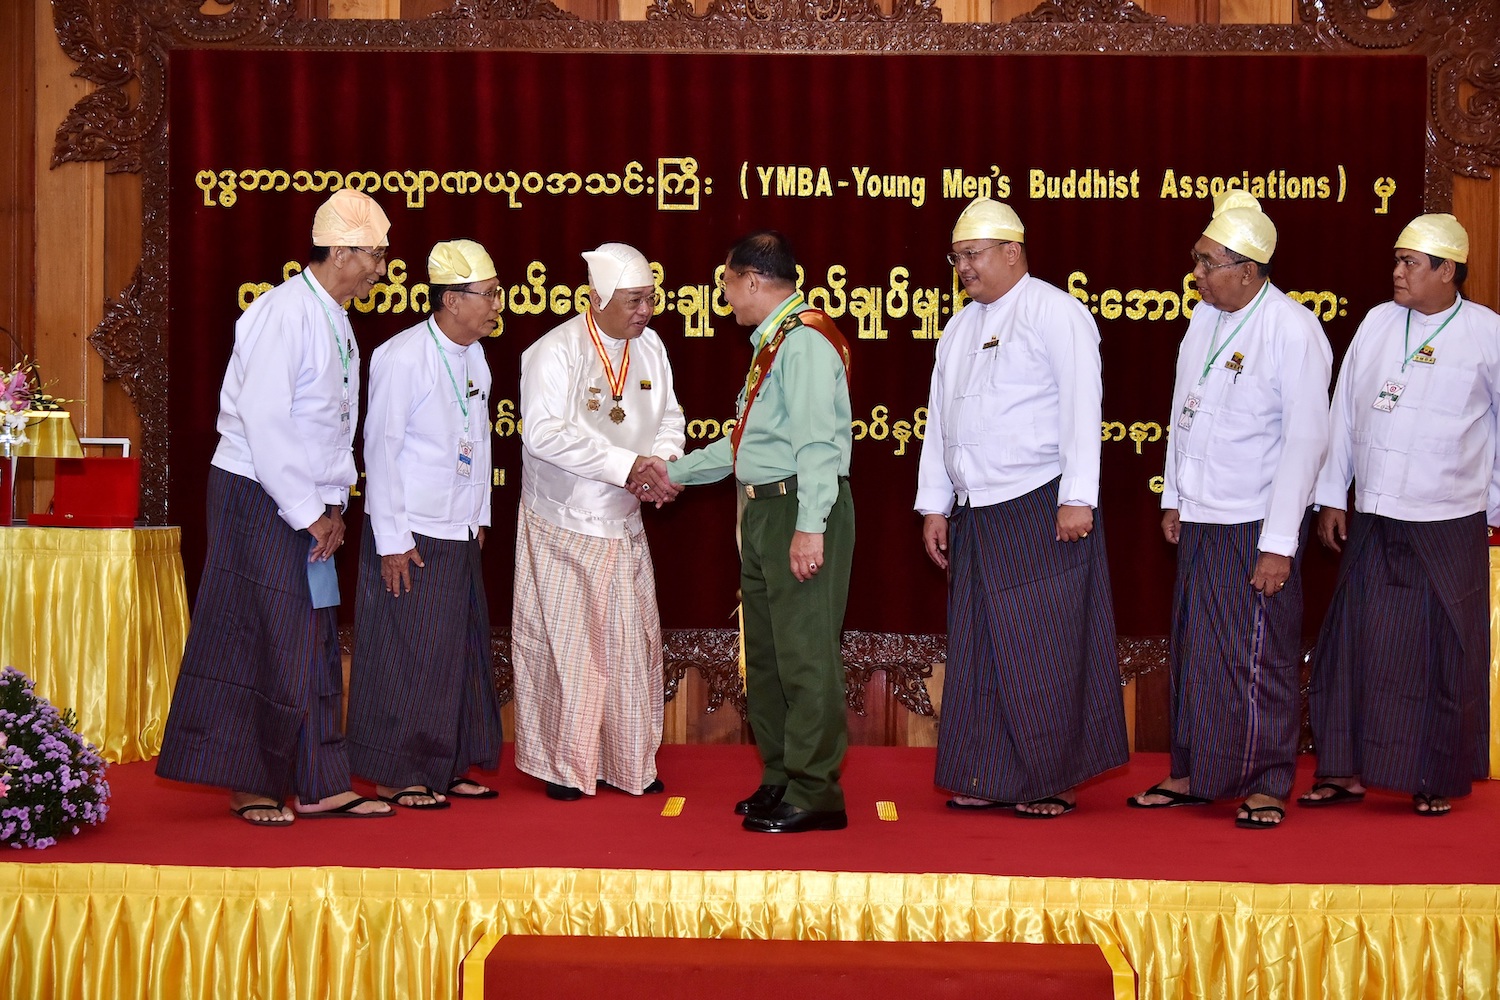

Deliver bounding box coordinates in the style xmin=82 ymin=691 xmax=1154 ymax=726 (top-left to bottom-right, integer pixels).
xmin=665 ymin=230 xmax=854 ymax=833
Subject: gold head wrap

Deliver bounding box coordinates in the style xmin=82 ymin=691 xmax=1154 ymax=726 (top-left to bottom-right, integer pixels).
xmin=582 ymin=243 xmax=653 ymax=308
xmin=428 ymin=239 xmax=497 ymax=286
xmin=1395 ymin=213 xmax=1469 ymax=264
xmin=951 ymin=197 xmax=1025 ymax=244
xmin=311 ymin=189 xmax=390 ymax=248
xmin=1202 ymin=190 xmax=1276 ymax=264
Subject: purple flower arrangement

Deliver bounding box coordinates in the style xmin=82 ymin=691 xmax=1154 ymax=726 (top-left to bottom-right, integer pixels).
xmin=0 ymin=666 xmax=109 ymax=849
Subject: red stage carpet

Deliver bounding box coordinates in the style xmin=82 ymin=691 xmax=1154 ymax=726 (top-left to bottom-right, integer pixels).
xmin=15 ymin=745 xmax=1499 ymax=886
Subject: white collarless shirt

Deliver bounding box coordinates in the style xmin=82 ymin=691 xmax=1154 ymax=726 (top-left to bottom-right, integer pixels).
xmin=1162 ymin=282 xmax=1333 ymax=556
xmin=1316 ymin=296 xmax=1500 ymax=524
xmin=915 ymin=273 xmax=1102 ymax=516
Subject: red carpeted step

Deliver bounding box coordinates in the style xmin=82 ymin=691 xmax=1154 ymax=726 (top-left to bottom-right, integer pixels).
xmin=467 ymin=936 xmax=1126 ymax=1000
xmin=19 ymin=745 xmax=1500 ymax=886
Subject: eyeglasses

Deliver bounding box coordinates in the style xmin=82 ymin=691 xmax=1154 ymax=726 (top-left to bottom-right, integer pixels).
xmin=613 ymin=293 xmax=655 ymax=311
xmin=352 ymin=246 xmax=388 ymax=263
xmin=452 ymin=287 xmax=501 ymax=302
xmin=946 ymin=242 xmax=1012 ymax=266
xmin=1190 ymin=251 xmax=1246 ymax=272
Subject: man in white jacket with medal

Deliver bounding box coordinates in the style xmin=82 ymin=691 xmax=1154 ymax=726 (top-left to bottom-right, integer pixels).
xmin=513 ymin=242 xmax=686 ymax=801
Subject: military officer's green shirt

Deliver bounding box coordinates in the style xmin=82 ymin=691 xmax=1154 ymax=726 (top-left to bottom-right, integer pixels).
xmin=669 ymin=292 xmax=852 ymax=534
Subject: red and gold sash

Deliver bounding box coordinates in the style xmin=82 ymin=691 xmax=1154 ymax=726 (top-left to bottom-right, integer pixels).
xmin=730 ymin=307 xmax=852 ymax=459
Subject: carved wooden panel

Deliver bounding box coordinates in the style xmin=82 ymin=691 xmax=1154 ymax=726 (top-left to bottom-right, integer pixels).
xmin=341 ymin=624 xmax=944 ymax=719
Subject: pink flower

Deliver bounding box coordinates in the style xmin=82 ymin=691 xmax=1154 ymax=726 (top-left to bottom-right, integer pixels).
xmin=0 ymin=367 xmax=31 ymax=412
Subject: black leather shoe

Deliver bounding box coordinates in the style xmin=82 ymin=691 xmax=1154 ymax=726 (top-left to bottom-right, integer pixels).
xmin=596 ymin=778 xmax=666 ymax=795
xmin=545 ymin=782 xmax=583 ymax=801
xmin=734 ymin=784 xmax=786 ymax=816
xmin=742 ymin=801 xmax=848 ymax=833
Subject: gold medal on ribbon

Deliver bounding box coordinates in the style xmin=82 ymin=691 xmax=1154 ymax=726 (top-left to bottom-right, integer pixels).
xmin=585 ymin=309 xmax=631 ymax=425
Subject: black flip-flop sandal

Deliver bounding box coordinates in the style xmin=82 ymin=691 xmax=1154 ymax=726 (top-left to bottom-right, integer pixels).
xmin=1126 ymin=785 xmax=1212 ymax=809
xmin=297 ymin=795 xmax=397 ymax=818
xmin=231 ymin=801 xmax=291 ymax=827
xmin=1413 ymin=792 xmax=1451 ymax=817
xmin=379 ymin=787 xmax=451 ymax=810
xmin=446 ymin=779 xmax=499 ymax=800
xmin=1297 ymin=781 xmax=1365 ymax=807
xmin=1014 ymin=796 xmax=1076 ymax=819
xmin=1234 ymin=803 xmax=1285 ymax=830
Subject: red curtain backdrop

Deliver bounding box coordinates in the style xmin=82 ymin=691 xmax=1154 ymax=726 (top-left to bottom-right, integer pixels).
xmin=166 ymin=50 xmax=1426 ymax=637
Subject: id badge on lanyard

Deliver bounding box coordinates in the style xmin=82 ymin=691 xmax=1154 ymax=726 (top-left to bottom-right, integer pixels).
xmin=1372 ymin=378 xmax=1405 ymax=413
xmin=1178 ymin=392 xmax=1202 ymax=430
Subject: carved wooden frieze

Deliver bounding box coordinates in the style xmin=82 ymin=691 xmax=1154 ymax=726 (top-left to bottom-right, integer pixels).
xmin=1302 ymin=0 xmax=1499 ymax=209
xmin=663 ymin=628 xmax=749 ymax=715
xmin=1116 ymin=635 xmax=1169 ymax=683
xmin=647 ymin=0 xmax=941 ymax=24
xmin=1013 ymin=0 xmax=1164 ymax=23
xmin=841 ymin=631 xmax=944 ymax=715
xmin=87 ymin=266 xmax=169 ymax=517
xmin=431 ymin=0 xmax=579 ymax=19
xmin=345 ymin=624 xmax=1162 ymax=720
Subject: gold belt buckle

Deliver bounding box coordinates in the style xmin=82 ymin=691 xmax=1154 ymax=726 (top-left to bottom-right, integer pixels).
xmin=743 ymin=480 xmax=788 ymax=500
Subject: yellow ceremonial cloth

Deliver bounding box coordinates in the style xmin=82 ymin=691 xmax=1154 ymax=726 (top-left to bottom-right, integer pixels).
xmin=0 ymin=526 xmax=188 ymax=763
xmin=3 ymin=864 xmax=1499 ymax=1000
xmin=12 ymin=411 xmax=83 ymax=459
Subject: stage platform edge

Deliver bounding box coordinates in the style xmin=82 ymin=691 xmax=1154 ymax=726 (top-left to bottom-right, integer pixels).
xmin=458 ymin=933 xmax=1136 ymax=999
xmin=4 ymin=863 xmax=1497 ymax=1000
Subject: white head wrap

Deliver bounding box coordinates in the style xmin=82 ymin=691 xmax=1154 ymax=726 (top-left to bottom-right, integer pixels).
xmin=1201 ymin=190 xmax=1276 ymax=264
xmin=1395 ymin=213 xmax=1469 ymax=264
xmin=311 ymin=189 xmax=390 ymax=248
xmin=428 ymin=239 xmax=497 ymax=286
xmin=951 ymin=197 xmax=1025 ymax=244
xmin=582 ymin=243 xmax=653 ymax=308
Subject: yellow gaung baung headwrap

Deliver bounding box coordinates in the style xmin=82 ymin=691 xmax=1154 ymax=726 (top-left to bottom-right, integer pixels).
xmin=1395 ymin=213 xmax=1469 ymax=264
xmin=428 ymin=239 xmax=497 ymax=286
xmin=951 ymin=196 xmax=1025 ymax=244
xmin=582 ymin=243 xmax=653 ymax=308
xmin=311 ymin=189 xmax=391 ymax=248
xmin=1202 ymin=189 xmax=1276 ymax=264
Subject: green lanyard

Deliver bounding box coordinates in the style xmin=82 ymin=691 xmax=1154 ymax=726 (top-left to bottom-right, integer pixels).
xmin=301 ymin=271 xmax=350 ymax=394
xmin=427 ymin=319 xmax=469 ymax=420
xmin=1402 ymin=298 xmax=1463 ymax=373
xmin=754 ymin=293 xmax=807 ymax=355
xmin=1199 ymin=282 xmax=1269 ymax=384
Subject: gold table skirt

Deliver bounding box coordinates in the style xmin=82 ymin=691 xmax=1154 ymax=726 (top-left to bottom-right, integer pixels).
xmin=0 ymin=526 xmax=188 ymax=763
xmin=2 ymin=864 xmax=1498 ymax=1000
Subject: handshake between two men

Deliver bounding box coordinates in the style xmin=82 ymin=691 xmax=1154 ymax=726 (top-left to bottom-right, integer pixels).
xmin=627 ymin=455 xmax=682 ymax=508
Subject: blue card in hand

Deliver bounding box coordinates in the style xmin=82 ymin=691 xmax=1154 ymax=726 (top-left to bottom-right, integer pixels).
xmin=307 ymin=539 xmax=340 ymax=609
